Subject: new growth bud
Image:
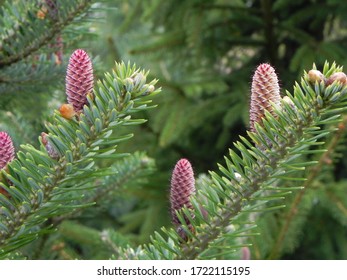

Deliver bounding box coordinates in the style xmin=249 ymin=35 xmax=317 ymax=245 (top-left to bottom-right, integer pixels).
xmin=326 ymin=72 xmax=347 ymax=86
xmin=133 ymin=72 xmax=146 ymax=88
xmin=59 ymin=103 xmax=76 ymax=119
xmin=170 ymin=158 xmax=196 ymax=240
xmin=124 ymin=77 xmax=134 ymax=92
xmin=66 ymin=49 xmax=94 ymax=113
xmin=307 ymin=69 xmax=325 ymax=84
xmin=249 ymin=63 xmax=281 ymax=132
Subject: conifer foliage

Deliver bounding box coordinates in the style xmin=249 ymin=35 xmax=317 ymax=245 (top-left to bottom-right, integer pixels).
xmin=1 ymin=0 xmax=347 ymax=260
xmin=118 ymin=62 xmax=347 ymax=260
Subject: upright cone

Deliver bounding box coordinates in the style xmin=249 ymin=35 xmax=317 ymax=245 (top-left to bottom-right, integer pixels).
xmin=249 ymin=63 xmax=281 ymax=132
xmin=0 ymin=131 xmax=15 ymax=170
xmin=170 ymin=158 xmax=196 ymax=240
xmin=66 ymin=49 xmax=94 ymax=112
xmin=0 ymin=131 xmax=15 ymax=196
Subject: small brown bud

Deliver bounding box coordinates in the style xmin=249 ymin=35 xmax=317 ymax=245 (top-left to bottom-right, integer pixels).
xmin=307 ymin=70 xmax=325 ymax=84
xmin=338 ymin=122 xmax=346 ymax=131
xmin=59 ymin=104 xmax=76 ymax=119
xmin=326 ymin=72 xmax=347 ymax=86
xmin=37 ymin=7 xmax=48 ymax=19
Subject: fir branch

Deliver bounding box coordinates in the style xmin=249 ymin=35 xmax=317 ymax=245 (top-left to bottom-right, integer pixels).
xmin=0 ymin=55 xmax=63 ymax=92
xmin=0 ymin=0 xmax=94 ymax=67
xmin=0 ymin=112 xmax=33 ymax=144
xmin=57 ymin=221 xmax=132 ymax=259
xmin=52 ymin=152 xmax=155 ymax=224
xmin=268 ymin=114 xmax=347 ymax=259
xmin=0 ymin=61 xmax=160 ymax=258
xmin=120 ymin=62 xmax=347 ymax=260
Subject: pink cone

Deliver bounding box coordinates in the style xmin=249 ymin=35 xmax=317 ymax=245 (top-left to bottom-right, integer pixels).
xmin=170 ymin=158 xmax=196 ymax=238
xmin=250 ymin=63 xmax=281 ymax=132
xmin=0 ymin=131 xmax=15 ymax=170
xmin=65 ymin=49 xmax=94 ymax=112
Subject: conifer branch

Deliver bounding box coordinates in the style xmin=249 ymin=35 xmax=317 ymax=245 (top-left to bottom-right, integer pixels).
xmin=118 ymin=62 xmax=347 ymax=260
xmin=0 ymin=61 xmax=160 ymax=258
xmin=52 ymin=152 xmax=155 ymax=225
xmin=268 ymin=114 xmax=347 ymax=259
xmin=0 ymin=0 xmax=94 ymax=67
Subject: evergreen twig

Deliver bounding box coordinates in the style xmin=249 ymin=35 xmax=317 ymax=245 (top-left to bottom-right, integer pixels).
xmin=0 ymin=0 xmax=93 ymax=67
xmin=268 ymin=114 xmax=347 ymax=259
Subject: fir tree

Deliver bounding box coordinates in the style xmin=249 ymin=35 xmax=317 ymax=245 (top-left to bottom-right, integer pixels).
xmin=1 ymin=0 xmax=347 ymax=260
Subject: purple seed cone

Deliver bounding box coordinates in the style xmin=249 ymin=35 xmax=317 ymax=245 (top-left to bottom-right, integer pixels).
xmin=66 ymin=49 xmax=94 ymax=112
xmin=250 ymin=63 xmax=281 ymax=132
xmin=0 ymin=131 xmax=15 ymax=170
xmin=170 ymin=158 xmax=196 ymax=227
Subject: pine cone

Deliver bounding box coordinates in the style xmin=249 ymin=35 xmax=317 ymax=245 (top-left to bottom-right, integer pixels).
xmin=250 ymin=63 xmax=281 ymax=132
xmin=66 ymin=49 xmax=94 ymax=112
xmin=170 ymin=158 xmax=196 ymax=229
xmin=0 ymin=131 xmax=15 ymax=170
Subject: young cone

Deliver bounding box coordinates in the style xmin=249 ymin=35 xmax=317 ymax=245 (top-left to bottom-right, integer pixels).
xmin=0 ymin=132 xmax=15 ymax=196
xmin=249 ymin=63 xmax=281 ymax=132
xmin=170 ymin=158 xmax=196 ymax=240
xmin=0 ymin=131 xmax=15 ymax=170
xmin=66 ymin=49 xmax=94 ymax=112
